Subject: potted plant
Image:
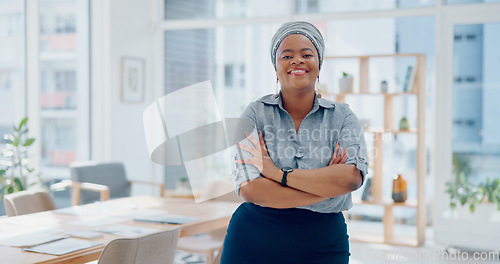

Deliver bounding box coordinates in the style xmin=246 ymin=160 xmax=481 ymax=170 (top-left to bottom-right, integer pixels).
xmin=446 ymin=172 xmax=500 ymax=214
xmin=339 ymin=72 xmax=353 ymax=93
xmin=0 ymin=117 xmax=44 ymax=200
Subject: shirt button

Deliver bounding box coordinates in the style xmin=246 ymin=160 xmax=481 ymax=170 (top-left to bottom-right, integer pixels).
xmin=295 ymin=147 xmax=305 ymax=158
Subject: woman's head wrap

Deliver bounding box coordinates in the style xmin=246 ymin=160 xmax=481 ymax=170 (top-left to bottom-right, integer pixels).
xmin=270 ymin=21 xmax=325 ymax=71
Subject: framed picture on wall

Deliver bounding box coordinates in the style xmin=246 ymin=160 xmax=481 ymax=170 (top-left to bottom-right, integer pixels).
xmin=121 ymin=57 xmax=145 ymax=103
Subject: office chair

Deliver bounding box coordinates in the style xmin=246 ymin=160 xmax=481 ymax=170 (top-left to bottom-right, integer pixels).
xmin=177 ymin=180 xmax=242 ymax=264
xmin=69 ymin=161 xmax=165 ymax=205
xmin=3 ymin=185 xmax=110 ymax=217
xmin=86 ymin=226 xmax=180 ymax=264
xmin=3 ymin=189 xmax=57 ymax=217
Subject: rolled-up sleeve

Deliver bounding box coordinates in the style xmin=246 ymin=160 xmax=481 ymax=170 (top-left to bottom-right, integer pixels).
xmin=337 ymin=105 xmax=369 ymax=183
xmin=230 ymin=105 xmax=262 ymax=195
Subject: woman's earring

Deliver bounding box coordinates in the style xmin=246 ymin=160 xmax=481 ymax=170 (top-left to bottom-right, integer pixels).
xmin=316 ymin=77 xmax=322 ymax=98
xmin=275 ymin=78 xmax=280 ymax=98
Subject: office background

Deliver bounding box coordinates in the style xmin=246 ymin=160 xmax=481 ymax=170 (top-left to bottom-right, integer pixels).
xmin=1 ymin=0 xmax=499 ymax=254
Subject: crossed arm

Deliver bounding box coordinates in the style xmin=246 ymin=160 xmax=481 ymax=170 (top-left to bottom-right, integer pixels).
xmin=236 ymin=130 xmax=363 ymax=209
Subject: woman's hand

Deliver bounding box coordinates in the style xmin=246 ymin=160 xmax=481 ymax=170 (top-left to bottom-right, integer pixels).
xmin=329 ymin=142 xmax=347 ymax=166
xmin=235 ymin=130 xmax=280 ymax=178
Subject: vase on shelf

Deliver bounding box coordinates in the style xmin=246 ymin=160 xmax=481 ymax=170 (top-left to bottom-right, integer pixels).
xmin=380 ymin=80 xmax=388 ymax=93
xmin=339 ymin=72 xmax=353 ymax=93
xmin=392 ymin=174 xmax=407 ymax=203
xmin=399 ymin=117 xmax=409 ymax=131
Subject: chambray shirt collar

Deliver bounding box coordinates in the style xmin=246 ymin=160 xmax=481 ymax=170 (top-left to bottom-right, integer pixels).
xmin=259 ymin=92 xmax=335 ymax=114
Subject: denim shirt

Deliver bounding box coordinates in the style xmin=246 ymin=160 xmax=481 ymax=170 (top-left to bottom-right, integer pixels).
xmin=231 ymin=93 xmax=368 ymax=213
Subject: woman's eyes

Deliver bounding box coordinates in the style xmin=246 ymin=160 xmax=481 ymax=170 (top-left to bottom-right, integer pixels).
xmin=281 ymin=54 xmax=313 ymax=59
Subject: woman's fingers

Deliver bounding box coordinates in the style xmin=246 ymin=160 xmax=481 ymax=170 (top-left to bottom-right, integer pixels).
xmin=336 ymin=147 xmax=347 ymax=163
xmin=340 ymin=153 xmax=348 ymax=164
xmin=236 ymin=143 xmax=257 ymax=156
xmin=330 ymin=146 xmax=348 ymax=165
xmin=245 ymin=131 xmax=260 ymax=148
xmin=333 ymin=142 xmax=340 ymax=159
xmin=329 ymin=142 xmax=340 ymax=165
xmin=235 ymin=158 xmax=253 ymax=164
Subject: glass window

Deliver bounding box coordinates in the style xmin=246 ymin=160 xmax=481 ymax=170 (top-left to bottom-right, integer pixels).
xmin=164 ymin=24 xmax=279 ymax=116
xmin=164 ymin=0 xmax=288 ymax=20
xmin=39 ymin=0 xmax=89 ymax=177
xmin=163 ymin=24 xmax=280 ymax=187
xmin=0 ymin=0 xmax=26 ymax=140
xmin=295 ymin=0 xmax=436 ymax=14
xmin=452 ymin=22 xmax=500 ymax=185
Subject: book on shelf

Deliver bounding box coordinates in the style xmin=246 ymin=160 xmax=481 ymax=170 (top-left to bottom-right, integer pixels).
xmin=402 ymin=66 xmax=417 ymax=93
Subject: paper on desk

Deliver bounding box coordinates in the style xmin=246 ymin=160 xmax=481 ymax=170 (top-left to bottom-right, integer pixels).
xmin=1 ymin=215 xmax=62 ymax=226
xmin=95 ymin=224 xmax=158 ymax=237
xmin=112 ymin=209 xmax=168 ymax=219
xmin=24 ymin=238 xmax=102 ymax=255
xmin=68 ymin=216 xmax=128 ymax=227
xmin=65 ymin=230 xmax=104 ymax=239
xmin=133 ymin=214 xmax=199 ymax=224
xmin=0 ymin=229 xmax=67 ymax=247
xmin=96 ymin=201 xmax=138 ymax=211
xmin=53 ymin=206 xmax=101 ymax=216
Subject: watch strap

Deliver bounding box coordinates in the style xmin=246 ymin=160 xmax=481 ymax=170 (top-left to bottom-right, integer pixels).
xmin=281 ymin=169 xmax=290 ymax=187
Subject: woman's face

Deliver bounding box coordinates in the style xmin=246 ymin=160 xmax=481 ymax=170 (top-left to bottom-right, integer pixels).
xmin=275 ymin=34 xmax=320 ymax=93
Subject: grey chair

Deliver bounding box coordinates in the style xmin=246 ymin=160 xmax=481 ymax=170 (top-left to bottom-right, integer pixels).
xmin=86 ymin=226 xmax=180 ymax=264
xmin=69 ymin=161 xmax=165 ymax=205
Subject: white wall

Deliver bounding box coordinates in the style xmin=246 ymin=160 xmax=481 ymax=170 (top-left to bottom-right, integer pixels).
xmin=91 ymin=0 xmax=164 ymax=195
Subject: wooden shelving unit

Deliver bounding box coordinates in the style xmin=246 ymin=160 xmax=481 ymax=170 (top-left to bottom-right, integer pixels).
xmin=326 ymin=54 xmax=426 ymax=247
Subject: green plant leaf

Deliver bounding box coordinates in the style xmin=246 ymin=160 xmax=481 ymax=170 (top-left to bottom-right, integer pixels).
xmin=5 ymin=182 xmax=15 ymax=194
xmin=450 ymin=202 xmax=456 ymax=209
xmin=19 ymin=117 xmax=28 ymax=130
xmin=12 ymin=136 xmax=20 ymax=147
xmin=23 ymin=138 xmax=35 ymax=147
xmin=0 ymin=169 xmax=5 ymax=176
xmin=460 ymin=195 xmax=467 ymax=206
xmin=14 ymin=178 xmax=24 ymax=191
xmin=469 ymin=203 xmax=475 ymax=213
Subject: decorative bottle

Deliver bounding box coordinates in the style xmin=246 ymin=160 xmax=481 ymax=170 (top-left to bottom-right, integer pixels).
xmin=392 ymin=174 xmax=407 ymax=203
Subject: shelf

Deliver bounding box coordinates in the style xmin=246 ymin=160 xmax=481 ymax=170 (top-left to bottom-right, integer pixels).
xmin=364 ymin=128 xmax=418 ymax=134
xmin=334 ymin=92 xmax=417 ymax=96
xmin=352 ymin=198 xmax=418 ymax=208
xmin=326 ymin=53 xmax=426 ymax=247
xmin=346 ymin=220 xmax=421 ymax=247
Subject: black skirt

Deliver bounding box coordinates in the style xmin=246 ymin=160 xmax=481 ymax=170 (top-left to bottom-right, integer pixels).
xmin=221 ymin=202 xmax=350 ymax=264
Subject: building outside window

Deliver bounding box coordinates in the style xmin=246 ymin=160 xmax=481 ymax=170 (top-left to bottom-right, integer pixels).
xmin=0 ymin=0 xmax=90 ymax=180
xmin=39 ymin=0 xmax=90 ymax=177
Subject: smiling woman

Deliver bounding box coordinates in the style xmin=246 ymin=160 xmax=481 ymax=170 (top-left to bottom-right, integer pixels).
xmin=220 ymin=21 xmax=368 ymax=264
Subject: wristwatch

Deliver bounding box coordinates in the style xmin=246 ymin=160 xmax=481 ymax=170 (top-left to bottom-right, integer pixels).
xmin=281 ymin=167 xmax=293 ymax=187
